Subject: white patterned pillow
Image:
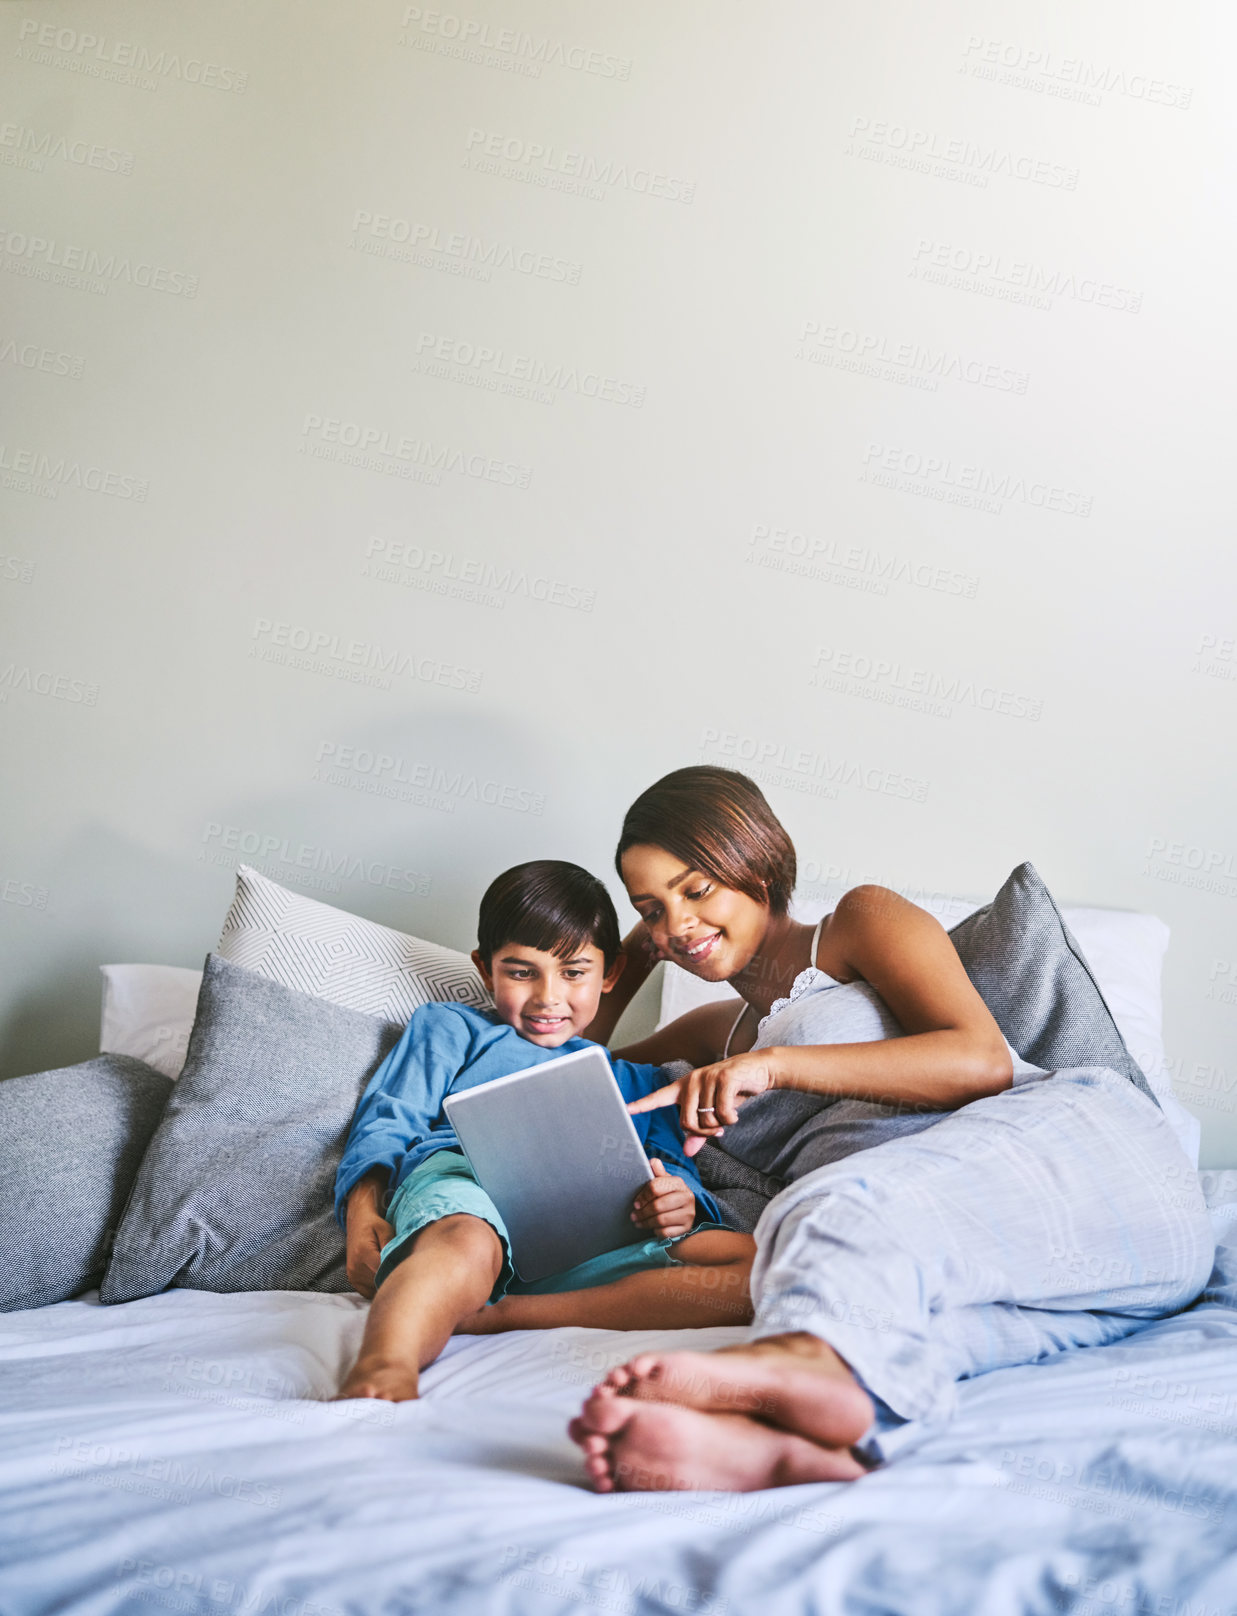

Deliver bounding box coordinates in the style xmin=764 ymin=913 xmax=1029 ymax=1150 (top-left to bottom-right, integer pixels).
xmin=216 ymin=865 xmax=491 ymax=1023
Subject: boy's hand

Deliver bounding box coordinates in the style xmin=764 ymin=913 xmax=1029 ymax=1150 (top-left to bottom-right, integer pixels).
xmin=346 ymin=1206 xmax=393 ymax=1299
xmin=630 ymin=1159 xmax=696 ymax=1239
xmin=345 ymin=1171 xmax=394 ymax=1299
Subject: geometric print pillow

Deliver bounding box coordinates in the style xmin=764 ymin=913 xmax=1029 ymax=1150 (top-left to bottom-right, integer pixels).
xmin=216 ymin=864 xmax=491 ymax=1024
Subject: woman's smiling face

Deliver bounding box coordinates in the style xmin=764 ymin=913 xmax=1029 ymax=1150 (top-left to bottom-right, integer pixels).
xmin=620 ymin=842 xmax=770 ymax=982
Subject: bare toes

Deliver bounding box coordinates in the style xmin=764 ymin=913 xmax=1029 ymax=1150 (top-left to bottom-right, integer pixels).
xmin=580 ymin=1390 xmax=634 ymax=1435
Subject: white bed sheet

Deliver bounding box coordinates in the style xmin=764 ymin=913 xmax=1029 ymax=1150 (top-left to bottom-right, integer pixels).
xmin=3 ymin=1175 xmax=1237 ymax=1616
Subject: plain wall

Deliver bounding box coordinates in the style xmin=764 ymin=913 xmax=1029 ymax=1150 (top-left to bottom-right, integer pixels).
xmin=2 ymin=1 xmax=1234 ymax=1160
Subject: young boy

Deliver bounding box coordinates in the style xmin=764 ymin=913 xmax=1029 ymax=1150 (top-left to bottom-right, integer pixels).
xmin=334 ymin=860 xmax=755 ymax=1402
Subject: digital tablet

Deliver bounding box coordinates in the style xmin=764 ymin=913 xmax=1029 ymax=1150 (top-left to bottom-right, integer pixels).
xmin=441 ymin=1045 xmax=655 ymax=1282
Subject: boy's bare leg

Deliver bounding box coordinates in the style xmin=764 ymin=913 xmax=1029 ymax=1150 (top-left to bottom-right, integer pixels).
xmin=453 ymin=1231 xmax=755 ymax=1335
xmin=334 ymin=1213 xmax=504 ymax=1402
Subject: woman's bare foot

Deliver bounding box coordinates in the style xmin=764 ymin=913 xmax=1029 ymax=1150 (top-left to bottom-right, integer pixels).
xmin=591 ymin=1333 xmax=874 ymax=1449
xmin=333 ymin=1356 xmax=420 ymax=1402
xmin=567 ymin=1388 xmax=866 ymax=1493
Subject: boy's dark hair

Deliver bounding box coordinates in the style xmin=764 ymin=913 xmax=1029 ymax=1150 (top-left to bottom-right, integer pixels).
xmin=476 ymin=860 xmax=622 ymax=970
xmin=615 ymin=765 xmax=796 ymax=917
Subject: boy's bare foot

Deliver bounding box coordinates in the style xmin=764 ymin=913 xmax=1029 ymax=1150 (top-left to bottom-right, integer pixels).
xmin=567 ymin=1389 xmax=866 ymax=1493
xmin=333 ymin=1356 xmax=420 ymax=1402
xmin=591 ymin=1332 xmax=874 ymax=1449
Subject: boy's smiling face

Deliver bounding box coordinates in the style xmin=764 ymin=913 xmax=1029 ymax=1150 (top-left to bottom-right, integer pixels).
xmin=471 ymin=940 xmax=624 ymax=1048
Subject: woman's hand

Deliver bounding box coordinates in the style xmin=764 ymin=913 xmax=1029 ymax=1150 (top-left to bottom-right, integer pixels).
xmin=628 ymin=1052 xmax=777 ymax=1154
xmin=624 ymin=919 xmax=667 ymax=967
xmin=345 ymin=1173 xmax=393 ymax=1299
xmin=630 ymin=1159 xmax=697 ymax=1238
xmin=581 ymin=921 xmax=667 ymax=1046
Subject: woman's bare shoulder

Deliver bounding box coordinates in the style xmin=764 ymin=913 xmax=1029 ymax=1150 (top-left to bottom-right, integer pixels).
xmin=613 ymin=998 xmax=742 ymax=1067
xmin=819 ymin=885 xmax=944 ymax=979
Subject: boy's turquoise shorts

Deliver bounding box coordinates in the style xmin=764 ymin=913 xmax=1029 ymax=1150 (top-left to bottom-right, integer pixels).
xmin=374 ymin=1150 xmax=712 ymax=1301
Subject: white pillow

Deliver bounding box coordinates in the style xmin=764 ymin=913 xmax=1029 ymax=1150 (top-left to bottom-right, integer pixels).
xmin=99 ymin=963 xmax=203 ymax=1079
xmin=656 ymin=888 xmax=1198 ymax=1164
xmin=215 ymin=864 xmax=491 ymax=1024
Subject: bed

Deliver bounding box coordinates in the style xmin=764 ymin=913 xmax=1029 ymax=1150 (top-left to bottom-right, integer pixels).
xmin=2 ymin=1172 xmax=1236 ymax=1616
xmin=4 ymin=865 xmax=1234 ymax=1614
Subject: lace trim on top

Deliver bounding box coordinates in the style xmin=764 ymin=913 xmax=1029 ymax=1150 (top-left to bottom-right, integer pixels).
xmin=759 ymin=963 xmax=834 ymax=1036
xmin=756 ymin=914 xmax=838 ymax=1037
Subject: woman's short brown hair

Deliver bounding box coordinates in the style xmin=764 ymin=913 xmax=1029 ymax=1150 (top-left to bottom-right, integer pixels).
xmin=615 ymin=766 xmax=796 ymax=916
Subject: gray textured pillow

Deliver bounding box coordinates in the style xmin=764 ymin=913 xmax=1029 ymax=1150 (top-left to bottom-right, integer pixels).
xmin=948 ymin=861 xmax=1157 ymax=1105
xmin=100 ymin=953 xmax=401 ymax=1303
xmin=694 ymin=1143 xmax=785 ymax=1235
xmin=0 ymin=1055 xmax=172 ymax=1311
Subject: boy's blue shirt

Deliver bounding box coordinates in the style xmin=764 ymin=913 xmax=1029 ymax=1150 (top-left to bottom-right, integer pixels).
xmin=334 ymin=1001 xmax=724 ymax=1230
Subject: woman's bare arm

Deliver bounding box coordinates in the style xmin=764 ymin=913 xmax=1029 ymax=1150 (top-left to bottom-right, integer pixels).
xmin=580 ymin=922 xmax=662 ymax=1045
xmin=802 ymin=883 xmax=1013 ymax=1099
xmin=630 ymin=886 xmax=1013 ymax=1137
xmin=613 ymin=999 xmax=743 ymax=1068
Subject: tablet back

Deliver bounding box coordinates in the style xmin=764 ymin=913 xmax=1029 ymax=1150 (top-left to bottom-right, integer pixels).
xmin=442 ymin=1045 xmax=654 ymax=1281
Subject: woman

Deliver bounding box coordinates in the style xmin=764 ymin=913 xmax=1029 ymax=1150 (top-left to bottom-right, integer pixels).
xmin=568 ymin=766 xmax=1214 ymax=1493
